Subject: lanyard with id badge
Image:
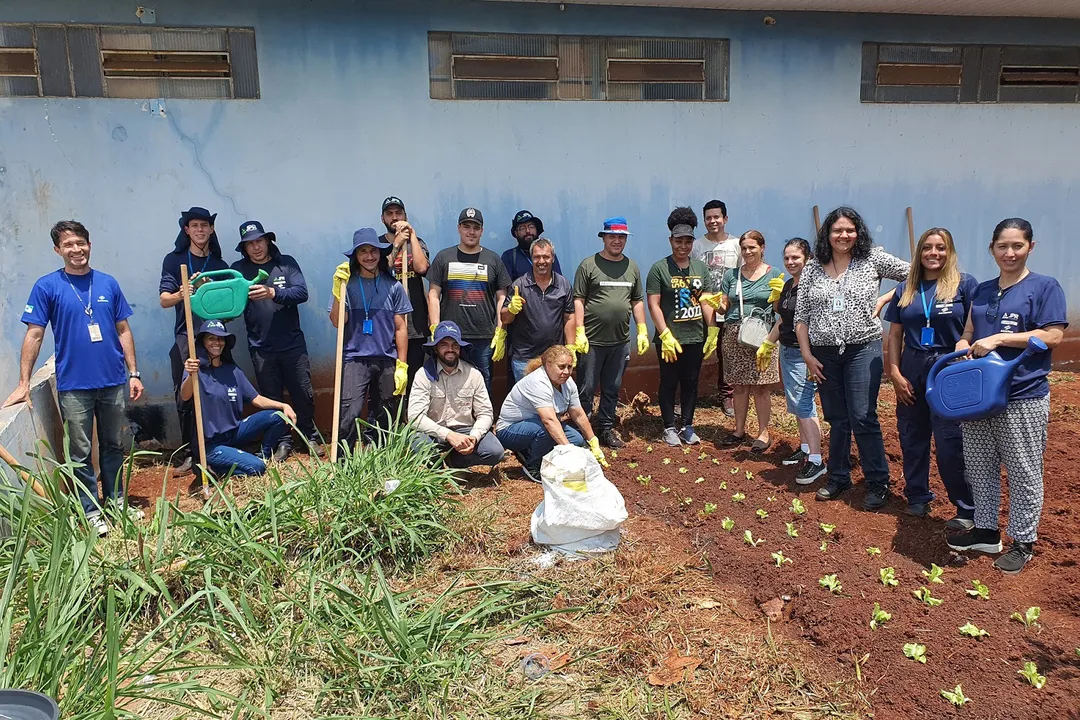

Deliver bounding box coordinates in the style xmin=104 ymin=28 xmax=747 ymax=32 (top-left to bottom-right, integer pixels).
xmin=357 ymin=275 xmax=378 ymax=335
xmin=919 ymin=282 xmax=935 ymax=346
xmin=65 ymin=271 xmax=102 ymax=342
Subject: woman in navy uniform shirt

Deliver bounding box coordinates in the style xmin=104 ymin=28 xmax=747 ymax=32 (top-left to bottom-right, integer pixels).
xmin=885 ymin=228 xmax=977 ymax=523
xmin=945 ymin=218 xmax=1067 ymax=575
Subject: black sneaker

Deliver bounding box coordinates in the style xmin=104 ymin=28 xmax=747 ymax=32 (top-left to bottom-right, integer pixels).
xmin=782 ymin=449 xmax=807 ymax=466
xmin=946 ymin=527 xmax=1002 ymax=554
xmin=945 ymin=514 xmax=976 ymax=531
xmin=906 ymin=502 xmax=930 ymax=517
xmin=993 ymin=541 xmax=1034 ymax=574
xmin=863 ymin=485 xmax=889 ymax=511
xmin=599 ymin=428 xmax=626 ymax=449
xmin=796 ymin=460 xmax=827 ymax=485
xmin=815 ymin=477 xmax=851 ymax=501
xmin=521 ymin=464 xmax=542 ymax=483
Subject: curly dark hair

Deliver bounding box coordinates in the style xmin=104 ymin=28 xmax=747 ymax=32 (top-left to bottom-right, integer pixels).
xmin=814 ymin=206 xmax=873 ymax=265
xmin=666 ymin=206 xmax=698 ymax=232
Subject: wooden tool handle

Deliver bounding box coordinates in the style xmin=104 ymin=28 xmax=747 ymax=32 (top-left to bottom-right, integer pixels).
xmin=906 ymin=207 xmax=916 ymax=259
xmin=330 ymin=280 xmax=348 ymax=463
xmin=181 ymin=264 xmax=210 ymax=495
xmin=0 ymin=442 xmax=48 ymax=499
xmin=813 ymin=205 xmax=821 ymax=234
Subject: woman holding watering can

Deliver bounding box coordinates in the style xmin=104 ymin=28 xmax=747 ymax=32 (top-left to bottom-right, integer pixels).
xmin=946 ymin=218 xmax=1067 ymax=575
xmin=884 ymin=228 xmax=977 ymax=523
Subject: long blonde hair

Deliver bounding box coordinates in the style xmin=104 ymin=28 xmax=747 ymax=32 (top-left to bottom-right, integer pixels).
xmin=897 ymin=227 xmax=961 ymax=307
xmin=524 ymin=345 xmax=573 ymax=376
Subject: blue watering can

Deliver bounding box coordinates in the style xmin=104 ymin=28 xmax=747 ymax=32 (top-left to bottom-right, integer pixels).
xmin=926 ymin=337 xmax=1048 ymax=422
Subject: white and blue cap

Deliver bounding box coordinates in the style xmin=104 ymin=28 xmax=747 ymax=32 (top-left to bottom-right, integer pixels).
xmin=425 ymin=321 xmax=470 ymax=348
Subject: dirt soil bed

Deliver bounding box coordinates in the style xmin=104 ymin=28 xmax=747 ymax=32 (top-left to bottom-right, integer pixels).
xmin=606 ymin=376 xmax=1080 ymax=720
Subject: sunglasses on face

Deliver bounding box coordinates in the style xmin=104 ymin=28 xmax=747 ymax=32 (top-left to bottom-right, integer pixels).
xmin=985 ymin=290 xmax=1002 ymax=323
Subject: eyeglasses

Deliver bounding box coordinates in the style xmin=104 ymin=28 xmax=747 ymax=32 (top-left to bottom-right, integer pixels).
xmin=985 ymin=290 xmax=1002 ymax=322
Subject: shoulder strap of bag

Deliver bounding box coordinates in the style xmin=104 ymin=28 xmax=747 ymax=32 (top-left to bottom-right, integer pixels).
xmin=737 ymin=268 xmax=745 ymax=320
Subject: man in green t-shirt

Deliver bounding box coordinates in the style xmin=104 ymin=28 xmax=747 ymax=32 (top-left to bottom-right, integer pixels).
xmin=571 ymin=216 xmax=649 ymax=448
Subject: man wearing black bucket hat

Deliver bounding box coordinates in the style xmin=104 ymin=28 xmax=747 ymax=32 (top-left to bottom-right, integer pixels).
xmin=379 ymin=196 xmax=430 ymax=392
xmin=159 ymin=206 xmax=230 ymax=473
xmin=501 ymin=210 xmax=563 ymax=281
xmin=231 ymin=220 xmax=319 ymax=455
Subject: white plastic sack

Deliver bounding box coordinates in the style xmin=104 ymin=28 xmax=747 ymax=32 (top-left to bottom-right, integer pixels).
xmin=530 ymin=444 xmax=627 ymax=555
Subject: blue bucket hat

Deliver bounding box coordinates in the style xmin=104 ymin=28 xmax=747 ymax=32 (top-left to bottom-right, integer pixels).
xmin=235 ymin=220 xmax=277 ymax=252
xmin=425 ymin=321 xmax=471 ymax=348
xmin=343 ymin=227 xmax=391 ymax=257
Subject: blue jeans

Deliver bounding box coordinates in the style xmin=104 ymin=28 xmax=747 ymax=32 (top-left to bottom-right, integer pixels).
xmin=205 ymin=410 xmax=289 ymax=477
xmin=412 ymin=431 xmax=505 ymax=468
xmin=466 ymin=342 xmax=494 ymax=394
xmin=496 ymin=417 xmax=586 ymax=468
xmin=58 ymin=384 xmax=128 ymax=516
xmin=814 ymin=340 xmax=890 ymax=487
xmin=510 ymin=358 xmax=530 ymax=385
xmin=576 ymin=342 xmax=630 ymax=431
xmin=779 ymin=344 xmax=818 ymax=420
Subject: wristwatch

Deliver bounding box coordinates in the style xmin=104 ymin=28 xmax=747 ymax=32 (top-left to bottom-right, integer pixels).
xmin=129 ymin=371 xmax=141 ymax=379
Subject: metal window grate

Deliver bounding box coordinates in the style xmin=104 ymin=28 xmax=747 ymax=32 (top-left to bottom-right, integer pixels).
xmin=0 ymin=22 xmax=258 ymax=99
xmin=430 ymin=31 xmax=728 ymax=102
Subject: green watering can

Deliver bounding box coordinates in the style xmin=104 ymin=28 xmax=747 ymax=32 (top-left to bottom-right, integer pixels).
xmin=190 ymin=269 xmax=268 ymax=320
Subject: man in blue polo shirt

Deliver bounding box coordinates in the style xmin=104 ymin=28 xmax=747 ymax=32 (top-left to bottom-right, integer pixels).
xmin=3 ymin=221 xmax=144 ymax=536
xmin=159 ymin=206 xmax=229 ymax=473
xmin=501 ymin=210 xmax=563 ymax=281
xmin=500 ymin=237 xmax=575 ymax=384
xmin=231 ymin=220 xmax=319 ymax=455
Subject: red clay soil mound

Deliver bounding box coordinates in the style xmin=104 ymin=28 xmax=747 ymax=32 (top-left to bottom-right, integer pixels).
xmin=606 ymin=377 xmax=1080 ymax=720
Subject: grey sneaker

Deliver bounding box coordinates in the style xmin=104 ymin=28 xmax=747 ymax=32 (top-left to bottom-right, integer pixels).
xmin=662 ymin=427 xmax=682 ymax=447
xmin=993 ymin=541 xmax=1034 ymax=574
xmin=945 ymin=514 xmax=976 ymax=531
xmin=680 ymin=426 xmax=701 ymax=445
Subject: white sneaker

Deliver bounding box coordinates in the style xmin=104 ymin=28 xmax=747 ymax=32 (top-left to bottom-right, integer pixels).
xmin=87 ymin=513 xmax=109 ymax=537
xmin=108 ymin=501 xmax=145 ymax=521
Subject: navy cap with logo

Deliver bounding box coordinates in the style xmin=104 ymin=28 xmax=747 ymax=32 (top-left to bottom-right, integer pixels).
xmin=235 ymin=220 xmax=277 ymax=252
xmin=457 ymin=207 xmax=484 ymax=227
xmin=424 ymin=321 xmax=471 ymax=348
xmin=511 ymin=210 xmax=544 ymax=236
xmin=382 ymin=196 xmax=406 ymax=213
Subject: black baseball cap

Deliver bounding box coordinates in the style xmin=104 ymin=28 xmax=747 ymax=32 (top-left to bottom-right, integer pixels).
xmin=382 ymin=196 xmax=405 ymax=213
xmin=458 ymin=207 xmax=484 ymax=227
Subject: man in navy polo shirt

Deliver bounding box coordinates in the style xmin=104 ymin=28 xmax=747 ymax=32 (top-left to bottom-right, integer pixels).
xmin=500 ymin=237 xmax=575 ymax=384
xmin=501 ymin=210 xmax=563 ymax=281
xmin=231 ymin=220 xmax=319 ymax=455
xmin=159 ymin=206 xmax=229 ymax=473
xmin=3 ymin=221 xmax=144 ymax=536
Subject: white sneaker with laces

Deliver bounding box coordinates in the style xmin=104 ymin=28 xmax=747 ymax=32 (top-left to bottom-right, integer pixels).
xmin=87 ymin=513 xmax=109 ymax=537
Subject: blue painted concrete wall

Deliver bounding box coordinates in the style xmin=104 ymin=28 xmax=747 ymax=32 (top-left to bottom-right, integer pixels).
xmin=2 ymin=0 xmax=1079 ymax=439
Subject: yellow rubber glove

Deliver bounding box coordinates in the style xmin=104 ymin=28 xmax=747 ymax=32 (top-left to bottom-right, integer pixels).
xmin=393 ymin=359 xmax=409 ymax=396
xmin=702 ymin=325 xmax=720 ymax=361
xmin=766 ymin=274 xmax=786 ymax=304
xmin=430 ymin=324 xmax=438 ymax=335
xmin=490 ymin=327 xmax=507 ymax=362
xmin=574 ymin=326 xmax=590 ymax=356
xmin=756 ymin=339 xmax=776 ymax=373
xmin=587 ymin=436 xmax=609 ymax=468
xmin=508 ymin=286 xmax=525 ymax=315
xmin=636 ymin=323 xmax=650 ymax=356
xmin=659 ymin=328 xmax=682 ymax=363
xmin=568 ymin=346 xmax=578 ymax=368
xmin=332 ymin=261 xmax=351 ymax=301
xmin=699 ymin=292 xmax=723 ymax=310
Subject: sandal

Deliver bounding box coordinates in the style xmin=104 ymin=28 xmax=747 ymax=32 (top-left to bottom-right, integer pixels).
xmin=718 ymin=432 xmax=748 ymax=448
xmin=750 ymin=437 xmax=772 ymax=453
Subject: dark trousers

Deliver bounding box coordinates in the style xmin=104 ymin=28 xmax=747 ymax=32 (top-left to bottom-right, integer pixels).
xmin=657 ymin=341 xmax=704 ymax=429
xmin=339 ymin=357 xmax=396 ymax=447
xmin=815 ymin=340 xmax=890 ymax=487
xmin=576 ymin=342 xmax=630 ymax=431
xmin=406 ymin=337 xmax=427 ymax=393
xmin=412 ymin=431 xmax=505 ymax=468
xmin=897 ymin=348 xmax=973 ymax=510
xmin=251 ymin=346 xmax=317 ymax=441
xmin=169 ymin=339 xmax=196 ymax=462
xmin=57 ymin=385 xmax=127 ymax=516
xmin=715 ymin=322 xmax=733 ymax=400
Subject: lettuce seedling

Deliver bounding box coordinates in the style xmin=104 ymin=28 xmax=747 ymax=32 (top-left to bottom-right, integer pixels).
xmin=819 ymin=523 xmax=836 ymax=534
xmin=785 ymin=522 xmax=799 ymax=538
xmin=627 ymin=462 xmax=638 ymax=469
xmin=659 ymin=486 xmax=670 ymax=494
xmin=1011 ymin=606 xmax=1041 ymax=629
xmin=819 ymin=540 xmax=828 ymax=552
xmin=646 ymin=445 xmax=653 ymax=453
xmin=880 ymin=567 xmax=899 ymax=587
xmin=790 ymin=498 xmax=807 ymax=515
xmin=702 ymin=502 xmax=718 ymax=516
xmin=903 ymin=643 xmax=927 ymax=664
xmin=940 ymin=685 xmax=970 ymax=706
xmin=682 ymin=447 xmax=691 ymax=455
xmin=771 ymin=551 xmax=791 ymax=567
xmin=745 ymin=470 xmax=754 ymax=480
xmin=678 ymin=467 xmax=688 ymax=474
xmin=958 ymin=622 xmax=989 ymax=639
xmin=732 ymin=492 xmax=746 ymax=503
xmin=699 ymin=452 xmax=708 ymax=460
xmin=662 ymin=458 xmax=672 ymax=465
xmin=1017 ymin=662 xmax=1046 ymax=689
xmin=730 ymin=466 xmax=739 ymax=474
xmin=719 ymin=480 xmax=727 ymax=490
xmin=912 ymin=586 xmax=943 ymax=607
xmin=695 ymin=476 xmax=705 ymax=484
xmin=743 ymin=529 xmax=764 ymax=547
xmin=721 ymin=517 xmax=735 ymax=531
xmin=966 ymin=580 xmax=989 ymax=600
xmin=756 ymin=508 xmax=769 ymax=520
xmin=866 ymin=547 xmax=881 ymax=557
xmin=636 ymin=474 xmax=651 ymax=486
xmin=679 ymin=496 xmax=693 ymax=507
xmin=870 ymin=603 xmax=892 ymax=629
xmin=818 ymin=574 xmax=842 ymax=594
xmin=922 ymin=563 xmax=945 ymax=584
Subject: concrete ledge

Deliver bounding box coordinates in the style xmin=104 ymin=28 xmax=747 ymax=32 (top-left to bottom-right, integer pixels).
xmin=0 ymin=357 xmax=62 ymax=489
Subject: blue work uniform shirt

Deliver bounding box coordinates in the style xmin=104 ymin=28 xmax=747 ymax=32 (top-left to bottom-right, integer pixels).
xmin=501 ymin=245 xmax=563 ymax=282
xmin=327 ymin=272 xmax=413 ymax=361
xmin=231 ymin=247 xmax=309 ymax=354
xmin=507 ymin=272 xmax=573 ymax=362
xmin=183 ymin=362 xmax=259 ymax=439
xmin=969 ymin=272 xmax=1068 ymax=400
xmin=160 ymin=249 xmax=229 ymax=337
xmin=21 ymin=269 xmax=133 ymax=392
xmin=885 ymin=273 xmax=978 ymax=351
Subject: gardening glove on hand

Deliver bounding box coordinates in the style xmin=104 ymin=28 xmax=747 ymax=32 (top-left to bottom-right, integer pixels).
xmin=587 ymin=436 xmax=609 ymax=468
xmin=636 ymin=323 xmax=650 ymax=356
xmin=766 ymin=274 xmax=786 ymax=304
xmin=507 ymin=286 xmax=525 ymax=315
xmin=430 ymin=324 xmax=438 ymax=335
xmin=393 ymin=360 xmax=409 ymax=396
xmin=659 ymin=328 xmax=682 ymax=363
xmin=702 ymin=326 xmax=720 ymax=361
xmin=490 ymin=327 xmax=507 ymax=362
xmin=573 ymin=326 xmax=590 ymax=356
xmin=332 ymin=262 xmax=351 ymax=301
xmin=699 ymin=292 xmax=723 ymax=310
xmin=756 ymin=340 xmax=776 ymax=373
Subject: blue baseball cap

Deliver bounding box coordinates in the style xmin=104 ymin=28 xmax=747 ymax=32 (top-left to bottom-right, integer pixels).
xmin=598 ymin=216 xmax=632 ymax=237
xmin=343 ymin=227 xmax=391 ymax=257
xmin=235 ymin=220 xmax=276 ymax=252
xmin=424 ymin=321 xmax=470 ymax=348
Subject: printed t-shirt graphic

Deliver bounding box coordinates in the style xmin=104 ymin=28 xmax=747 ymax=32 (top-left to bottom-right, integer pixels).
xmin=646 ymin=257 xmax=715 ymax=345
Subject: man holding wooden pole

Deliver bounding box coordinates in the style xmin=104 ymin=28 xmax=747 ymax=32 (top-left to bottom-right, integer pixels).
xmin=379 ymin=196 xmax=430 ymax=394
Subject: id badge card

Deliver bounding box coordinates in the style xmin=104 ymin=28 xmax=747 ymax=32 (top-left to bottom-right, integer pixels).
xmin=831 ymin=294 xmax=845 ymax=312
xmin=362 ymin=319 xmax=374 ymax=335
xmin=920 ymin=326 xmax=935 ymax=346
xmin=88 ymin=322 xmax=103 ymax=343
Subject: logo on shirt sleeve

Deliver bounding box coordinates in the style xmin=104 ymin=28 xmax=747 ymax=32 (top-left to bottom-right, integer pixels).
xmin=24 ymin=304 xmax=34 ymax=314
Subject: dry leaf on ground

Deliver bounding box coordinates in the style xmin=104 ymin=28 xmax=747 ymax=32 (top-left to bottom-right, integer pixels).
xmin=646 ymin=648 xmax=703 ymax=686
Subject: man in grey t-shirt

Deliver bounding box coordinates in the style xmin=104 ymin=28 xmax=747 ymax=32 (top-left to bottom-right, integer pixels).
xmin=691 ymin=199 xmax=739 ymax=416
